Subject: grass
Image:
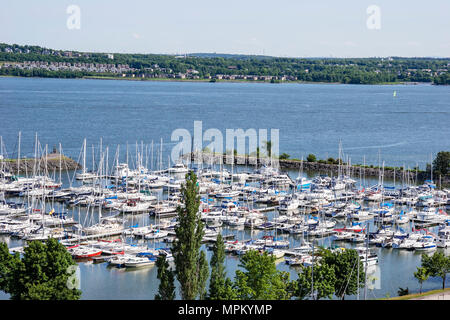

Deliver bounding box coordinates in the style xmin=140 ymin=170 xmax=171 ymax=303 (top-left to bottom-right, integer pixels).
xmin=1 ymin=158 xmax=34 ymax=162
xmin=383 ymin=287 xmax=450 ymax=300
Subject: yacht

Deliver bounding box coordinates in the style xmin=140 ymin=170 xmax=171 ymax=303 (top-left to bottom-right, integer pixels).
xmin=355 ymin=247 xmax=378 ymax=266
xmin=223 ymin=216 xmax=245 ymax=227
xmin=83 ymin=218 xmax=124 ymax=235
xmin=144 ymin=229 xmax=169 ymax=240
xmin=436 ymin=226 xmax=450 ymax=248
xmin=124 ymin=255 xmax=157 ymax=268
xmin=70 ymin=246 xmax=103 ymax=259
xmin=108 ymin=254 xmax=136 ymax=268
xmin=278 ymin=196 xmax=301 ymax=212
xmin=413 ymin=235 xmax=437 ymax=251
xmin=167 ymin=163 xmax=189 ymax=174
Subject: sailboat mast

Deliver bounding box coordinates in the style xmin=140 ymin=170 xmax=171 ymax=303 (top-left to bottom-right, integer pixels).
xmin=59 ymin=143 xmax=62 ymax=184
xmin=364 ymin=223 xmax=369 ymax=300
xmin=160 ymin=138 xmax=163 ymax=171
xmin=83 ymin=138 xmax=86 ymax=175
xmin=430 ymin=153 xmax=433 ymax=182
xmin=17 ymin=131 xmax=21 ymax=177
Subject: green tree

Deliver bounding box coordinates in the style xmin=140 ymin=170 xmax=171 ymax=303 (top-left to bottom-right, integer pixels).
xmin=414 ymin=267 xmax=429 ymax=294
xmin=198 ymin=250 xmax=209 ymax=300
xmin=421 ymin=252 xmax=450 ymax=290
xmin=208 ymin=234 xmax=237 ymax=300
xmin=155 ymin=254 xmax=176 ymax=300
xmin=234 ymin=250 xmax=296 ymax=300
xmin=172 ymin=171 xmax=207 ymax=299
xmin=306 ymin=154 xmax=317 ymax=162
xmin=432 ymin=151 xmax=450 ymax=176
xmin=0 ymin=242 xmax=20 ymax=294
xmin=0 ymin=239 xmax=81 ymax=300
xmin=279 ymin=153 xmax=290 ymax=160
xmin=296 ymin=263 xmax=336 ymax=300
xmin=327 ymin=157 xmax=337 ymax=164
xmin=321 ymin=248 xmax=365 ymax=300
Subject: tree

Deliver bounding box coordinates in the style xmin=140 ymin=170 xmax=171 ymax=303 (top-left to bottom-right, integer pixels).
xmin=233 ymin=250 xmax=296 ymax=300
xmin=321 ymin=248 xmax=365 ymax=300
xmin=0 ymin=242 xmax=20 ymax=294
xmin=0 ymin=239 xmax=81 ymax=300
xmin=421 ymin=252 xmax=450 ymax=290
xmin=198 ymin=251 xmax=209 ymax=300
xmin=279 ymin=153 xmax=290 ymax=160
xmin=208 ymin=234 xmax=236 ymax=300
xmin=172 ymin=171 xmax=207 ymax=299
xmin=296 ymin=263 xmax=336 ymax=300
xmin=306 ymin=154 xmax=317 ymax=162
xmin=327 ymin=157 xmax=337 ymax=164
xmin=414 ymin=267 xmax=429 ymax=294
xmin=155 ymin=254 xmax=175 ymax=300
xmin=432 ymin=151 xmax=450 ymax=176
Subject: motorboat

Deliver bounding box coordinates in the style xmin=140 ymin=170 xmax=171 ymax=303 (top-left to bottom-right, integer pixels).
xmin=436 ymin=226 xmax=450 ymax=248
xmin=413 ymin=235 xmax=437 ymax=251
xmin=124 ymin=255 xmax=157 ymax=268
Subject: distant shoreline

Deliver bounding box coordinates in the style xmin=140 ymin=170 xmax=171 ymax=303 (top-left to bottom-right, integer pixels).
xmin=0 ymin=75 xmax=423 ymax=86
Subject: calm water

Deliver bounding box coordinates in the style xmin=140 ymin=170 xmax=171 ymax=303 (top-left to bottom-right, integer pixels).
xmin=0 ymin=77 xmax=449 ymax=300
xmin=0 ymin=77 xmax=449 ymax=168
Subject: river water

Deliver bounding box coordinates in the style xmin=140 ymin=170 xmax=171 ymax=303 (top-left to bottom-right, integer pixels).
xmin=0 ymin=77 xmax=449 ymax=300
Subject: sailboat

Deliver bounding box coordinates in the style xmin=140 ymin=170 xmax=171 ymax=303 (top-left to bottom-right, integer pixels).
xmin=295 ymin=157 xmax=312 ymax=191
xmin=83 ymin=203 xmax=124 ymax=236
xmin=76 ymin=139 xmax=97 ymax=181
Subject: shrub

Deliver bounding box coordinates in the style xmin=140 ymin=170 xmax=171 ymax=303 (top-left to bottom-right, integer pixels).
xmin=307 ymin=154 xmax=317 ymax=162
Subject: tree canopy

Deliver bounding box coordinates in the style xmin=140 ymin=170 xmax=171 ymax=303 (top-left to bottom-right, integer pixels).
xmin=172 ymin=171 xmax=208 ymax=300
xmin=321 ymin=248 xmax=365 ymax=300
xmin=155 ymin=254 xmax=176 ymax=300
xmin=433 ymin=151 xmax=450 ymax=176
xmin=0 ymin=239 xmax=81 ymax=300
xmin=1 ymin=43 xmax=448 ymax=85
xmin=233 ymin=250 xmax=297 ymax=300
xmin=420 ymin=252 xmax=450 ymax=290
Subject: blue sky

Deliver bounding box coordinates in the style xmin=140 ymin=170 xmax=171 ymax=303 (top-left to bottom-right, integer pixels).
xmin=1 ymin=0 xmax=449 ymax=57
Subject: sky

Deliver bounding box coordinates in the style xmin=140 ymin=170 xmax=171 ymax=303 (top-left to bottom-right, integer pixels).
xmin=1 ymin=0 xmax=449 ymax=57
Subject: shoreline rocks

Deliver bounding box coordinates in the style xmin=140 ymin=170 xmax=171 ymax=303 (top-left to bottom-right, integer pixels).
xmin=184 ymin=152 xmax=450 ymax=186
xmin=1 ymin=152 xmax=81 ymax=174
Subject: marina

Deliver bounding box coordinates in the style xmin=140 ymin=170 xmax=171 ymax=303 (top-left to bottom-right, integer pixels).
xmin=0 ymin=77 xmax=449 ymax=300
xmin=0 ymin=135 xmax=449 ymax=299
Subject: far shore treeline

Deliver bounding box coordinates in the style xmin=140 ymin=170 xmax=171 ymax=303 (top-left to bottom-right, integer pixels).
xmin=0 ymin=43 xmax=449 ymax=85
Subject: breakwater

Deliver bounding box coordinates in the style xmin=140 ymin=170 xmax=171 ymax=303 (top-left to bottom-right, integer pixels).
xmin=1 ymin=152 xmax=81 ymax=174
xmin=184 ymin=152 xmax=450 ymax=186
